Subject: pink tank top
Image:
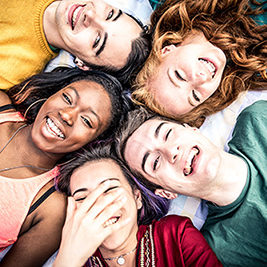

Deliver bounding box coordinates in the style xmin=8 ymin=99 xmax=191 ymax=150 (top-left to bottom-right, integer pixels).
xmin=0 ymin=112 xmax=59 ymax=251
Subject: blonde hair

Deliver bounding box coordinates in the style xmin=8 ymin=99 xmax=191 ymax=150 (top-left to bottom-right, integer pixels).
xmin=132 ymin=0 xmax=267 ymax=127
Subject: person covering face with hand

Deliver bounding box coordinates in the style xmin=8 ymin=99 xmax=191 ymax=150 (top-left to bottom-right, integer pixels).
xmin=54 ymin=143 xmax=222 ymax=267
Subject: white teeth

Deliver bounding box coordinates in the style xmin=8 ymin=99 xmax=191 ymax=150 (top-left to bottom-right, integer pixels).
xmin=103 ymin=217 xmax=119 ymax=228
xmin=72 ymin=6 xmax=83 ymax=28
xmin=184 ymin=147 xmax=199 ymax=176
xmin=199 ymin=59 xmax=216 ymax=77
xmin=46 ymin=117 xmax=65 ymax=139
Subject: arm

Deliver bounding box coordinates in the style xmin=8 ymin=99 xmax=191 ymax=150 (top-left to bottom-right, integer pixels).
xmin=54 ymin=181 xmax=130 ymax=267
xmin=0 ymin=189 xmax=67 ymax=267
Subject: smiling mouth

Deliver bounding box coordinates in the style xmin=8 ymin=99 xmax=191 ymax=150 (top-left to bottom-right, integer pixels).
xmin=199 ymin=58 xmax=217 ymax=78
xmin=183 ymin=146 xmax=200 ymax=176
xmin=103 ymin=216 xmax=120 ymax=228
xmin=70 ymin=4 xmax=85 ymax=30
xmin=46 ymin=116 xmax=65 ymax=139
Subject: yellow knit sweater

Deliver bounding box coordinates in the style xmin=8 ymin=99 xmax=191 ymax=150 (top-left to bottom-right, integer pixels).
xmin=0 ymin=0 xmax=58 ymax=90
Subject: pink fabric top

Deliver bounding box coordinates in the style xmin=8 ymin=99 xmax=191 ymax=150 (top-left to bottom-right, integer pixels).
xmin=0 ymin=112 xmax=59 ymax=251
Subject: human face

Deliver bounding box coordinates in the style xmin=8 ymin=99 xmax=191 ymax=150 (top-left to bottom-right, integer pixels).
xmin=55 ymin=0 xmax=142 ymax=69
xmin=150 ymin=32 xmax=226 ymax=115
xmin=124 ymin=119 xmax=222 ymax=197
xmin=32 ymin=80 xmax=111 ymax=154
xmin=70 ymin=159 xmax=141 ymax=251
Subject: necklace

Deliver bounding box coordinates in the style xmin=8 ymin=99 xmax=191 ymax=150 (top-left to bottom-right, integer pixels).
xmin=0 ymin=123 xmax=49 ymax=173
xmin=103 ymin=247 xmax=137 ymax=265
xmin=0 ymin=124 xmax=27 ymax=153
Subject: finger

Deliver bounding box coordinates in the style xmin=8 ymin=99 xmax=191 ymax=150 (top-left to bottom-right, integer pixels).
xmin=65 ymin=196 xmax=76 ymax=223
xmin=75 ymin=179 xmax=111 ymax=216
xmin=94 ymin=194 xmax=127 ymax=227
xmin=85 ymin=187 xmax=124 ymax=220
xmin=101 ymin=216 xmax=132 ymax=240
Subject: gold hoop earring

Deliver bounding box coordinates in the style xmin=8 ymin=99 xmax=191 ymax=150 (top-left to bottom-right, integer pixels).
xmin=24 ymin=98 xmax=47 ymax=119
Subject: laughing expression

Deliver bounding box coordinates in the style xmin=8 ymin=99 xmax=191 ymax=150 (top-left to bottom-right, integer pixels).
xmin=124 ymin=119 xmax=222 ymax=196
xmin=31 ymin=80 xmax=111 ymax=154
xmin=149 ymin=31 xmax=226 ymax=115
xmin=70 ymin=159 xmax=140 ymax=251
xmin=54 ymin=0 xmax=142 ymax=68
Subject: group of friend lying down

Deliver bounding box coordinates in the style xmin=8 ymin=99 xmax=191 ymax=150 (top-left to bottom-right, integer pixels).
xmin=0 ymin=0 xmax=266 ymax=266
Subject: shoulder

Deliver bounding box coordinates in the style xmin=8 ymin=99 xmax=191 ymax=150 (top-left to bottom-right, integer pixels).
xmin=0 ymin=90 xmax=12 ymax=107
xmin=153 ymin=215 xmax=194 ymax=234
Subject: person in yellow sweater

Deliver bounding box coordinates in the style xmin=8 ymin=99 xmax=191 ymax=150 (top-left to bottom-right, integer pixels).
xmin=0 ymin=0 xmax=150 ymax=90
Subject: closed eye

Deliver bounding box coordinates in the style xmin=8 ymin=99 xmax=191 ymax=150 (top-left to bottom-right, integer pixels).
xmin=104 ymin=186 xmax=119 ymax=193
xmin=175 ymin=70 xmax=186 ymax=81
xmin=192 ymin=90 xmax=200 ymax=102
xmin=81 ymin=116 xmax=92 ymax=128
xmin=63 ymin=93 xmax=72 ymax=105
xmin=106 ymin=9 xmax=114 ymax=20
xmin=75 ymin=196 xmax=86 ymax=202
xmin=93 ymin=34 xmax=100 ymax=48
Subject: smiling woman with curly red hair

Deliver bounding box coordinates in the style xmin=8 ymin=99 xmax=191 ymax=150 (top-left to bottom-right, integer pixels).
xmin=133 ymin=0 xmax=266 ymax=127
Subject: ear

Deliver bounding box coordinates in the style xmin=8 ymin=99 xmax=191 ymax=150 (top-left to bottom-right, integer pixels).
xmin=74 ymin=57 xmax=90 ymax=71
xmin=155 ymin=189 xmax=177 ymax=199
xmin=160 ymin=44 xmax=176 ymax=57
xmin=134 ymin=189 xmax=143 ymax=210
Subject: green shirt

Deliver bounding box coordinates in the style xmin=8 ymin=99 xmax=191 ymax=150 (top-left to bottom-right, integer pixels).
xmin=201 ymin=100 xmax=267 ymax=266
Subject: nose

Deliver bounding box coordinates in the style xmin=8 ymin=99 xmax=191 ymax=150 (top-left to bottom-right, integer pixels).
xmin=163 ymin=145 xmax=179 ymax=164
xmin=83 ymin=5 xmax=98 ymax=28
xmin=59 ymin=107 xmax=78 ymax=126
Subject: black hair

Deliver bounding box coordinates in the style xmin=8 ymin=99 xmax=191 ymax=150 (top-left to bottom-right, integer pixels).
xmin=7 ymin=67 xmax=129 ymax=140
xmin=84 ymin=29 xmax=152 ymax=87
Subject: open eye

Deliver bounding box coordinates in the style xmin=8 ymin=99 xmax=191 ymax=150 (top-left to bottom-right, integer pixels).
xmin=81 ymin=116 xmax=92 ymax=128
xmin=106 ymin=9 xmax=114 ymax=20
xmin=175 ymin=70 xmax=186 ymax=81
xmin=192 ymin=90 xmax=200 ymax=102
xmin=153 ymin=155 xmax=160 ymax=171
xmin=93 ymin=34 xmax=100 ymax=48
xmin=63 ymin=93 xmax=72 ymax=105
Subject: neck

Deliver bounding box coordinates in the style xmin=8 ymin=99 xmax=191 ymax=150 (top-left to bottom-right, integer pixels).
xmin=43 ymin=1 xmax=63 ymax=49
xmin=204 ymin=151 xmax=248 ymax=206
xmin=19 ymin=125 xmax=62 ymax=170
xmin=99 ymin=226 xmax=138 ymax=267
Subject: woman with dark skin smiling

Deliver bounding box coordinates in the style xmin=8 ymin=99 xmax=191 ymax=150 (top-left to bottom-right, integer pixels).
xmin=53 ymin=144 xmax=221 ymax=267
xmin=132 ymin=0 xmax=266 ymax=127
xmin=0 ymin=68 xmax=127 ymax=267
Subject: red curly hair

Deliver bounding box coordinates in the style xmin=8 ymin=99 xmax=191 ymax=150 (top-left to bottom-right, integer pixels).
xmin=132 ymin=0 xmax=266 ymax=127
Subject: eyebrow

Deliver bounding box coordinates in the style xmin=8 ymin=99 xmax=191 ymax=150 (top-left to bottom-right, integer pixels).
xmin=72 ymin=178 xmax=120 ymax=197
xmin=113 ymin=9 xmax=122 ymax=21
xmin=96 ymin=32 xmax=108 ymax=57
xmin=68 ymin=86 xmax=80 ymax=98
xmin=141 ymin=122 xmax=166 ymax=173
xmin=155 ymin=122 xmax=166 ymax=138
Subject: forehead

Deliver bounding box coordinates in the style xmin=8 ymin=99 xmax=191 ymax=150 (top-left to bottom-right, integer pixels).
xmin=70 ymin=159 xmax=126 ymax=192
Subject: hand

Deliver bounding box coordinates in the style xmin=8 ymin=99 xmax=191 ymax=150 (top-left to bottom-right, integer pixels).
xmin=53 ymin=180 xmax=129 ymax=267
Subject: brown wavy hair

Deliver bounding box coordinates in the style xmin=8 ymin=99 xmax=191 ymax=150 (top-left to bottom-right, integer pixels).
xmin=132 ymin=0 xmax=267 ymax=127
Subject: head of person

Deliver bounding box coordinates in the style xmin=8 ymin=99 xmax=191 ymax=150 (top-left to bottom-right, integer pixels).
xmin=132 ymin=0 xmax=266 ymax=127
xmin=116 ymin=107 xmax=222 ymax=199
xmin=7 ymin=67 xmax=128 ymax=154
xmin=56 ymin=143 xmax=169 ymax=249
xmin=53 ymin=0 xmax=151 ymax=85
